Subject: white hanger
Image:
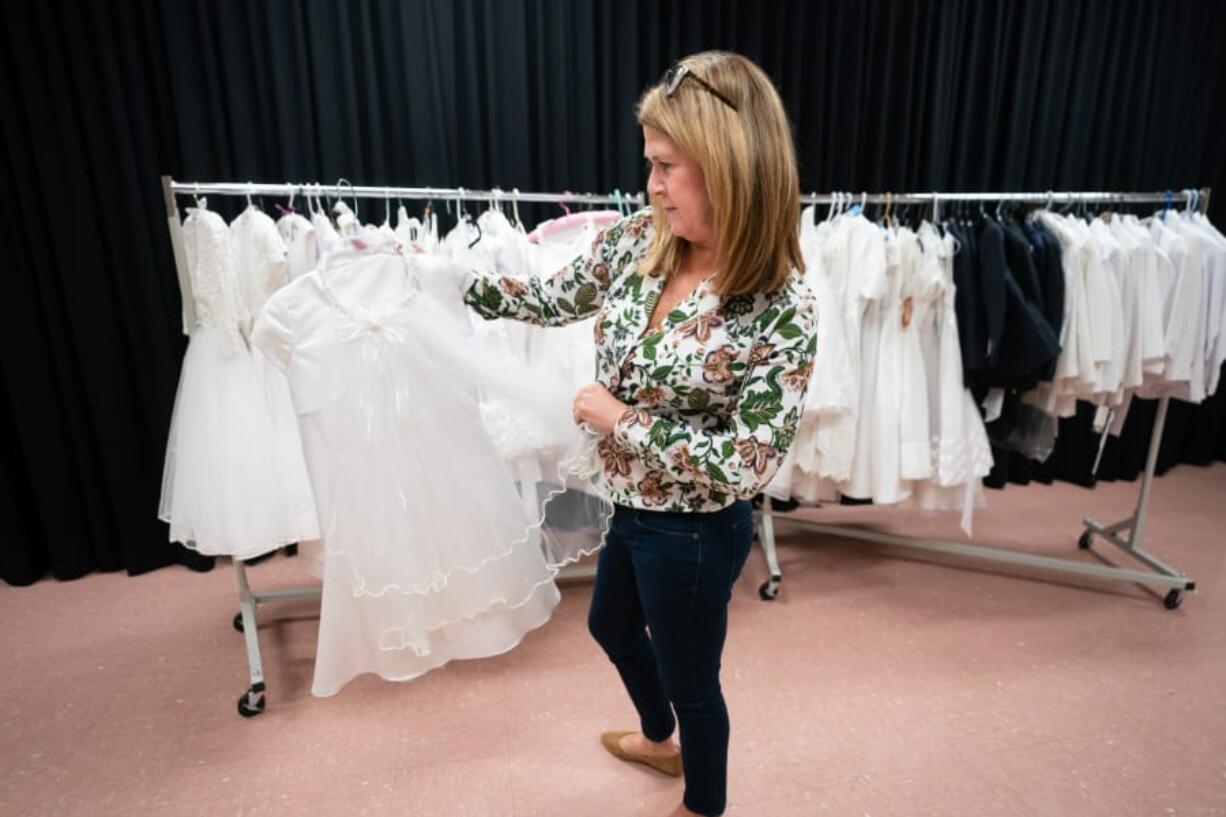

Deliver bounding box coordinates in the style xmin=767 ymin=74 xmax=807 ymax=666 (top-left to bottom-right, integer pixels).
xmin=333 ymin=178 xmax=357 ymax=220
xmin=246 ymin=182 xmax=254 ymax=209
xmin=512 ymin=188 xmax=523 ymax=227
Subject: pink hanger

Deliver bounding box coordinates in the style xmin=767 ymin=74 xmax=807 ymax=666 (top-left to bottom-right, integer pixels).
xmin=527 ymin=210 xmax=620 ymax=243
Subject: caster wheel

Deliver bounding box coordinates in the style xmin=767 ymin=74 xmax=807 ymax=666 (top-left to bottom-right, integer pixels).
xmin=758 ymin=579 xmax=780 ymax=601
xmin=1163 ymin=589 xmax=1183 ymax=610
xmin=237 ymin=688 xmax=266 ymax=717
xmin=233 ymin=612 xmax=245 ymax=633
xmin=1077 ymin=531 xmax=1093 ymax=550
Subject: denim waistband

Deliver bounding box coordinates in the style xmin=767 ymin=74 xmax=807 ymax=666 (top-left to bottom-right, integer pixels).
xmin=612 ymin=499 xmax=752 ymax=525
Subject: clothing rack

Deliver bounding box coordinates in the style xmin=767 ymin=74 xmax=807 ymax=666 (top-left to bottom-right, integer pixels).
xmin=754 ymin=187 xmax=1210 ymax=611
xmin=161 ymin=175 xmax=626 ymax=716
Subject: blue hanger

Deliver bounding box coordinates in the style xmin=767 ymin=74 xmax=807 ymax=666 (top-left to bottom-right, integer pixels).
xmin=1163 ymin=189 xmax=1173 ymax=213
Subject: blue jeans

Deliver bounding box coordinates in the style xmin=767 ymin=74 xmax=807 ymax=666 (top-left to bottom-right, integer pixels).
xmin=587 ymin=500 xmax=755 ymax=817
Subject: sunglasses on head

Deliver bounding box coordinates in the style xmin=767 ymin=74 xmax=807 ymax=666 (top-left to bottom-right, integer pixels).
xmin=661 ymin=64 xmax=738 ymax=112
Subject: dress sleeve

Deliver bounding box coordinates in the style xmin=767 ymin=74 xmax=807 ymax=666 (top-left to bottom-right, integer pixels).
xmin=610 ymin=293 xmax=819 ymax=504
xmin=250 ymin=292 xmax=295 ymax=373
xmin=463 ymin=210 xmax=652 ymax=327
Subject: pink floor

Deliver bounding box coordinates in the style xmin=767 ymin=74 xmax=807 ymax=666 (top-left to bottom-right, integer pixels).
xmin=3 ymin=464 xmax=1225 ymax=817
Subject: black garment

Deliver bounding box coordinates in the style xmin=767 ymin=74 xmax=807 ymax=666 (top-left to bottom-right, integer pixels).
xmin=587 ymin=501 xmax=755 ymax=817
xmin=1024 ymin=219 xmax=1067 ymax=381
xmin=1010 ymin=218 xmax=1065 ymax=485
xmin=974 ymin=219 xmax=1010 ymax=387
xmin=979 ymin=218 xmax=1061 ymax=389
xmin=1001 ymin=220 xmax=1045 ymax=309
xmin=949 ymin=222 xmax=987 ymax=381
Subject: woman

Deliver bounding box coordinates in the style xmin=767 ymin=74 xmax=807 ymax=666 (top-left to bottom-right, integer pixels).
xmin=451 ymin=51 xmax=815 ymax=817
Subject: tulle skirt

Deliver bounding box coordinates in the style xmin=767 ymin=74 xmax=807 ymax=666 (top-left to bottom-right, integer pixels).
xmin=159 ymin=326 xmax=319 ymax=559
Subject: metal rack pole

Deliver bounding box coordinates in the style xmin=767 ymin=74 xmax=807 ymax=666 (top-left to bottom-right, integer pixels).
xmin=798 ymin=189 xmax=1208 ymax=206
xmin=166 ymin=178 xmax=644 ymax=207
xmin=160 ymin=176 xmax=196 ymax=333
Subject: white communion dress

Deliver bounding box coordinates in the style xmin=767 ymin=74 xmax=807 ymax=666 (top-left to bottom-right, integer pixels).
xmin=251 ymin=240 xmax=567 ymax=696
xmin=159 ymin=205 xmax=320 ymax=558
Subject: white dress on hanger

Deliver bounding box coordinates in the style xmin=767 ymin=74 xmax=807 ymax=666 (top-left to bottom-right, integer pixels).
xmin=910 ymin=223 xmax=993 ymax=532
xmin=232 ymin=206 xmax=289 ymax=323
xmin=846 ymin=225 xmax=908 ymax=502
xmin=312 ymin=209 xmax=342 ymax=258
xmin=1112 ymin=216 xmax=1168 ymax=380
xmin=897 ymin=226 xmax=939 ymax=482
xmin=800 ymin=210 xmax=854 ymax=417
xmin=776 ymin=212 xmax=888 ymax=503
xmin=1164 ymin=214 xmax=1212 ymax=402
xmin=276 ymin=211 xmax=317 ymax=281
xmin=251 ymin=245 xmax=562 ymax=697
xmin=529 ymin=214 xmax=609 ymax=394
xmin=440 ymin=211 xmax=578 ymax=484
xmin=333 ymin=200 xmax=361 ymax=237
xmin=159 ymin=206 xmax=320 ymax=558
xmin=394 ymin=205 xmax=420 ymax=249
xmin=767 ymin=207 xmax=830 ymax=501
xmin=1189 ymin=212 xmax=1226 ymax=396
xmin=1029 ymin=211 xmax=1098 ymax=417
xmin=230 ymin=206 xmax=319 ymax=538
xmin=1145 ymin=216 xmax=1203 ymax=401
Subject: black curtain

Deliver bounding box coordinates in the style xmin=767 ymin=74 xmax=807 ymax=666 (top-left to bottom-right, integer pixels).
xmin=2 ymin=0 xmax=1224 ymax=586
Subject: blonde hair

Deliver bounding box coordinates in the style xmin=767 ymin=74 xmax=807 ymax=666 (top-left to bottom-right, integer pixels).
xmin=635 ymin=51 xmax=804 ymax=296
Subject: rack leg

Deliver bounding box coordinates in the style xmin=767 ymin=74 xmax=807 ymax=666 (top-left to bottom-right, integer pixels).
xmin=233 ymin=561 xmax=267 ymax=717
xmin=1079 ymin=396 xmax=1193 ymax=607
xmin=756 ymin=497 xmax=782 ymax=601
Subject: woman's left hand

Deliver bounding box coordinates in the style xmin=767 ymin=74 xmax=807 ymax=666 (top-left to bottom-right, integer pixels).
xmin=573 ymin=383 xmax=629 ymax=434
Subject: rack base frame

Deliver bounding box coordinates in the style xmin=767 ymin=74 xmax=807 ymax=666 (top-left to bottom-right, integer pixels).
xmin=753 ymin=395 xmax=1196 ymax=611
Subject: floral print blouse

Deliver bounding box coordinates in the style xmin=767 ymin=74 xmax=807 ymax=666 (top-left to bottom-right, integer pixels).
xmin=463 ymin=208 xmax=818 ymax=513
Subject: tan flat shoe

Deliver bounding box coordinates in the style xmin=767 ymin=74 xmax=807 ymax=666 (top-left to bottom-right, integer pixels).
xmin=600 ymin=730 xmax=683 ymax=777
